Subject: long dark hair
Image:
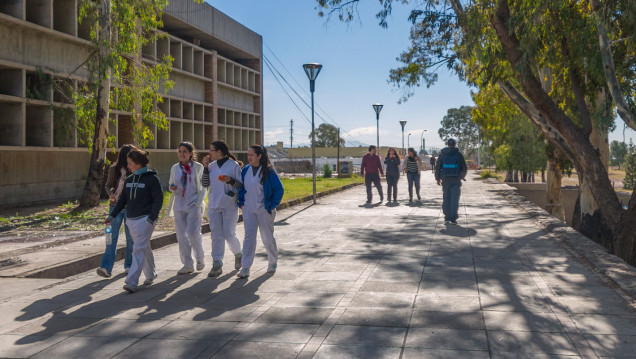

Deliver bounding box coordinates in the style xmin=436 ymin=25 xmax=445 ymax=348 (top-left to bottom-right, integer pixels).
xmin=115 ymin=144 xmax=135 ymax=179
xmin=178 ymin=141 xmax=197 ymax=162
xmin=211 ymin=140 xmax=237 ymax=161
xmin=250 ymin=145 xmax=271 ymax=184
xmin=407 ymin=147 xmax=419 ymax=160
xmin=128 ymin=148 xmax=150 ymax=167
xmin=385 ymin=147 xmax=399 ymax=159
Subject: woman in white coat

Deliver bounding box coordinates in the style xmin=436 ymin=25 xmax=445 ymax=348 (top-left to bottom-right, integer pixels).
xmin=201 ymin=140 xmax=243 ymax=277
xmin=168 ymin=142 xmax=206 ymax=275
xmin=236 ymin=145 xmax=284 ymax=279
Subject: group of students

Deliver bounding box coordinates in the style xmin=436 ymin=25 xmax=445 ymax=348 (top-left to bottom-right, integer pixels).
xmin=361 ymin=140 xmax=467 ymax=225
xmin=98 ymin=141 xmax=284 ymax=293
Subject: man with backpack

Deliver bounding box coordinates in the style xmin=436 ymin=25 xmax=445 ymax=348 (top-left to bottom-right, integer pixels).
xmin=435 ymin=138 xmax=467 ymax=224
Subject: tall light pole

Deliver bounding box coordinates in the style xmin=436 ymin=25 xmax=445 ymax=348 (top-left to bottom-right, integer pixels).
xmin=399 ymin=120 xmax=407 ymax=156
xmin=420 ymin=129 xmax=428 ymax=155
xmin=408 ymin=133 xmax=411 ymax=149
xmin=372 ymin=103 xmax=383 ymax=151
xmin=303 ymin=63 xmax=322 ymax=204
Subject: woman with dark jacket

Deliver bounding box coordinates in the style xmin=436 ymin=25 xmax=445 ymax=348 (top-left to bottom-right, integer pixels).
xmin=97 ymin=145 xmax=134 ymax=278
xmin=106 ymin=148 xmax=163 ymax=293
xmin=383 ymin=147 xmax=401 ymax=203
xmin=236 ymin=145 xmax=284 ymax=278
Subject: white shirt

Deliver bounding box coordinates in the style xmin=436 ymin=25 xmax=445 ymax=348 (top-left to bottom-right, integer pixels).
xmin=207 ymin=159 xmax=242 ymax=210
xmin=173 ymin=163 xmax=199 ymax=211
xmin=243 ymin=166 xmax=264 ymax=212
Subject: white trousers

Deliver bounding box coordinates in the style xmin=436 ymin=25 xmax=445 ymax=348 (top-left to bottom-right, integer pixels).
xmin=126 ymin=216 xmax=156 ymax=286
xmin=174 ymin=206 xmax=204 ymax=269
xmin=241 ymin=208 xmax=277 ymax=270
xmin=208 ymin=207 xmax=241 ymax=262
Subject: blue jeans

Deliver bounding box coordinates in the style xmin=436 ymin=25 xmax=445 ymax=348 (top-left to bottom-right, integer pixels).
xmin=442 ymin=178 xmax=462 ymax=222
xmin=386 ymin=175 xmax=399 ymax=201
xmin=365 ymin=173 xmax=383 ymax=202
xmin=100 ymin=206 xmax=133 ymax=273
xmin=407 ymin=172 xmax=421 ymax=199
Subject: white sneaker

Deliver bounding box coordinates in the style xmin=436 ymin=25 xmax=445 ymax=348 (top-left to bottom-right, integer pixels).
xmin=237 ymin=268 xmax=250 ymax=278
xmin=267 ymin=263 xmax=277 ymax=273
xmin=143 ymin=273 xmax=157 ymax=285
xmin=177 ymin=266 xmax=194 ymax=275
xmin=123 ymin=284 xmax=137 ymax=293
xmin=124 ymin=268 xmax=130 ymax=274
xmin=234 ymin=253 xmax=242 ymax=270
xmin=196 ymin=261 xmax=205 ymax=271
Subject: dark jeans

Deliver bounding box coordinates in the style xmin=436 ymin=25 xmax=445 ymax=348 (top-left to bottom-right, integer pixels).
xmin=100 ymin=206 xmax=133 ymax=273
xmin=442 ymin=178 xmax=462 ymax=222
xmin=365 ymin=173 xmax=383 ymax=202
xmin=407 ymin=172 xmax=421 ymax=200
xmin=386 ymin=175 xmax=399 ymax=201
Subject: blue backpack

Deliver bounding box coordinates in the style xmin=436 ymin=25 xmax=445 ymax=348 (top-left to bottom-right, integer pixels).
xmin=441 ymin=152 xmax=460 ymax=177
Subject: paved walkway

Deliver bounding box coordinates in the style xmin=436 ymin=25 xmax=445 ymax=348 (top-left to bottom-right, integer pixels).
xmin=1 ymin=171 xmax=635 ymax=358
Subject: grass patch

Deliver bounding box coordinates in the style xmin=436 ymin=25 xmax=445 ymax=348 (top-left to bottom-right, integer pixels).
xmin=281 ymin=177 xmax=363 ymax=202
xmin=479 ymin=170 xmax=499 ymax=179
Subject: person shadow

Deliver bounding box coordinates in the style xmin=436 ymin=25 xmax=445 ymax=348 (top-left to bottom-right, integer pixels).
xmin=440 ymin=223 xmax=478 ymax=237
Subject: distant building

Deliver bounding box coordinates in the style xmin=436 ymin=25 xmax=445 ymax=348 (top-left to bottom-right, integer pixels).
xmin=0 ymin=0 xmax=263 ymax=206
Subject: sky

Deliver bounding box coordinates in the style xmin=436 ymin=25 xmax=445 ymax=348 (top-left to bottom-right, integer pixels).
xmin=207 ymin=0 xmax=634 ymax=150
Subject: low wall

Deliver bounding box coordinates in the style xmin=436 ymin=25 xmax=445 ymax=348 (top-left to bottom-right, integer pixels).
xmin=506 ymin=182 xmax=579 ymax=225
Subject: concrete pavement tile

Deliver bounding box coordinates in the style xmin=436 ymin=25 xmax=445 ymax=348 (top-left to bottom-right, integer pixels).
xmin=63 ymin=300 xmax=139 ymax=319
xmin=112 ymin=338 xmax=222 ymax=359
xmin=418 ymin=281 xmax=479 ymax=297
xmin=583 ymin=333 xmax=636 ymax=358
xmin=178 ymin=306 xmax=257 ymax=322
xmin=31 ymin=335 xmax=137 ymax=359
xmin=551 ymin=295 xmax=634 ymax=315
xmin=0 ymin=279 xmax=61 ymax=302
xmin=490 ymin=352 xmax=582 ymax=358
xmin=326 ymin=254 xmax=381 ymax=264
xmin=312 ymin=344 xmax=402 ymax=358
xmin=402 ymin=348 xmax=490 ymax=359
xmin=0 ymin=301 xmax=68 ymax=329
xmin=569 ymin=314 xmax=636 ymax=335
xmin=202 ymin=290 xmax=275 ymax=309
xmin=548 ymin=285 xmax=624 ymax=298
xmin=256 ymin=307 xmax=333 ymax=324
xmin=74 ymin=318 xmax=170 ymax=338
xmin=404 ymin=328 xmax=488 ymax=350
xmin=478 ymin=274 xmax=539 ymax=287
xmin=348 ymin=292 xmax=415 ymax=309
xmin=306 ymin=271 xmax=362 ymax=281
xmin=483 ymin=311 xmax=565 ymax=332
xmin=337 ymin=308 xmax=411 ymax=327
xmin=0 ymin=334 xmax=68 ymax=358
xmin=323 ymin=325 xmax=407 ymax=347
xmin=148 ymin=320 xmax=238 ymax=340
xmin=291 ymin=280 xmax=355 ymax=293
xmin=316 ymin=262 xmax=368 ymax=273
xmin=107 ymin=288 xmax=167 ymax=303
xmin=413 ymin=295 xmax=481 ymax=312
xmin=358 ymin=281 xmax=420 ymax=293
xmin=425 ymin=256 xmax=474 ymax=267
xmin=273 ymin=292 xmax=345 ymax=308
xmin=209 ymin=341 xmax=304 ymax=358
xmin=110 ymin=302 xmax=191 ymax=321
xmin=410 ymin=310 xmax=484 ymax=329
xmin=487 ymin=330 xmax=579 ymax=355
xmin=232 ymin=323 xmax=319 ymax=343
xmin=539 ymin=273 xmax=606 ymax=287
xmin=367 ymin=269 xmax=423 ymax=282
xmin=8 ymin=315 xmax=100 ymax=336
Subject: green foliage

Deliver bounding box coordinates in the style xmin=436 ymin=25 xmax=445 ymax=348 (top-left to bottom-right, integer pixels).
xmin=479 ymin=170 xmax=498 ymax=179
xmin=623 ymin=144 xmax=636 ymax=191
xmin=610 ymin=140 xmax=629 ymax=169
xmin=438 ymin=106 xmax=479 ymax=157
xmin=322 ymin=164 xmax=333 ymax=178
xmin=309 ymin=123 xmax=345 ymax=147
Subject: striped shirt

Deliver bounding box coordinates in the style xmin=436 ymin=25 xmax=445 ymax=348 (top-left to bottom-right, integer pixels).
xmin=406 ymin=156 xmax=419 ymax=173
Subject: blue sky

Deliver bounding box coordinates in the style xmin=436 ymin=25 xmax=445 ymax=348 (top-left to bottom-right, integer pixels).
xmin=208 ymin=0 xmax=634 ymax=149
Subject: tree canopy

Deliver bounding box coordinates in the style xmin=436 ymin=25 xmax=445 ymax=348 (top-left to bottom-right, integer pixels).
xmin=438 ymin=106 xmax=479 ymax=157
xmin=309 ymin=123 xmax=346 ymax=147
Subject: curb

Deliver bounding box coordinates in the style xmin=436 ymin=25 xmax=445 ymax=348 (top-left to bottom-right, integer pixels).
xmin=23 ymin=181 xmax=363 ymax=279
xmin=495 ymin=182 xmax=636 ymax=306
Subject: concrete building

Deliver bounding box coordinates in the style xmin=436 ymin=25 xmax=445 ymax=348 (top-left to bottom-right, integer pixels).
xmin=0 ymin=0 xmax=262 ymax=206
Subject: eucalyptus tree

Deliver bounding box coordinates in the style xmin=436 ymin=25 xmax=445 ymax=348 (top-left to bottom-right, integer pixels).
xmin=316 ymin=0 xmax=636 ymax=264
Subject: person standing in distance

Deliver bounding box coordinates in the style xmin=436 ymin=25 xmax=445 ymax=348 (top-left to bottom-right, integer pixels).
xmin=106 ymin=148 xmax=163 ymax=293
xmin=429 ymin=155 xmax=437 ymax=172
xmin=403 ymin=147 xmax=423 ymax=203
xmin=168 ymin=142 xmax=206 ymax=275
xmin=361 ymin=145 xmax=384 ymax=204
xmin=236 ymin=145 xmax=284 ymax=278
xmin=383 ymin=147 xmax=401 ymax=203
xmin=201 ymin=140 xmax=243 ymax=277
xmin=435 ymin=138 xmax=467 ymax=224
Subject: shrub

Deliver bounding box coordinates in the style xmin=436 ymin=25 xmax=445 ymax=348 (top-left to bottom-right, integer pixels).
xmin=623 ymin=153 xmax=636 ymax=191
xmin=322 ymin=164 xmax=333 ymax=178
xmin=480 ymin=170 xmax=498 ymax=179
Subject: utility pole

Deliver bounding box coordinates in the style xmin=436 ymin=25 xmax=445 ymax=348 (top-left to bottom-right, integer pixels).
xmin=337 ymin=127 xmax=340 ymax=177
xmin=289 ymin=119 xmax=294 ymax=148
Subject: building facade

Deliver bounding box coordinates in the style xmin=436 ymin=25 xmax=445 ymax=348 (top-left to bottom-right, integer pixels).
xmin=0 ymin=0 xmax=263 ymax=206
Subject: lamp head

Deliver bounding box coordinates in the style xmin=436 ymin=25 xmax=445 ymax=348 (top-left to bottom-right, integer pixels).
xmin=372 ymin=103 xmax=383 ymax=115
xmin=303 ymin=63 xmax=322 ymax=81
xmin=399 ymin=120 xmax=407 ymax=130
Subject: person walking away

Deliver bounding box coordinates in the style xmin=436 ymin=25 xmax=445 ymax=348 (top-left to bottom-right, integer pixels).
xmin=168 ymin=142 xmax=206 ymax=275
xmin=430 ymin=155 xmax=436 ymax=171
xmin=236 ymin=145 xmax=284 ymax=278
xmin=403 ymin=147 xmax=423 ymax=203
xmin=383 ymin=147 xmax=401 ymax=203
xmin=201 ymin=140 xmax=243 ymax=277
xmin=106 ymin=148 xmax=163 ymax=293
xmin=97 ymin=144 xmax=134 ymax=278
xmin=361 ymin=145 xmax=384 ymax=204
xmin=435 ymin=138 xmax=467 ymax=224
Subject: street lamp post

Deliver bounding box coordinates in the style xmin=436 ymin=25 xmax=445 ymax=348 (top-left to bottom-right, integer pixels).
xmin=372 ymin=103 xmax=383 ymax=151
xmin=303 ymin=63 xmax=322 ymax=205
xmin=399 ymin=121 xmax=407 ymax=156
xmin=408 ymin=133 xmax=411 ymax=149
xmin=420 ymin=129 xmax=427 ymax=155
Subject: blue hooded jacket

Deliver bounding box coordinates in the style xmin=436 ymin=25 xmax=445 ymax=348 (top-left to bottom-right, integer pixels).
xmin=237 ymin=165 xmax=284 ymax=213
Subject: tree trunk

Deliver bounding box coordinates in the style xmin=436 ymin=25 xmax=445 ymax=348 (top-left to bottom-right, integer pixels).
xmin=541 ymin=170 xmax=545 ymax=182
xmin=546 ymin=153 xmax=565 ymax=221
xmin=513 ymin=169 xmax=519 ymax=182
xmin=80 ymin=0 xmax=111 ymax=208
xmin=505 ymin=169 xmax=513 ymax=182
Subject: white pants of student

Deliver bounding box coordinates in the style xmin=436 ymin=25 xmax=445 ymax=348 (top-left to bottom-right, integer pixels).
xmin=125 ymin=216 xmax=156 ymax=286
xmin=174 ymin=205 xmax=205 ymax=269
xmin=208 ymin=208 xmax=241 ymax=261
xmin=241 ymin=208 xmax=277 ymax=269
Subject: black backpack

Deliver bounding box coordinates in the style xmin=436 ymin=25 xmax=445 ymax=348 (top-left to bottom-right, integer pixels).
xmin=441 ymin=152 xmax=460 ymax=177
